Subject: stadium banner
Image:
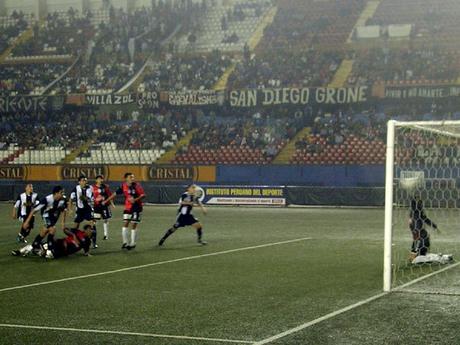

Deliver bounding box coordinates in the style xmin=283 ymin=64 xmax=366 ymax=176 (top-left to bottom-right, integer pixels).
xmin=85 ymin=94 xmax=136 ymax=105
xmin=201 ymin=185 xmax=286 ymax=206
xmin=383 ymin=85 xmax=460 ymax=99
xmin=137 ymin=91 xmax=160 ymax=109
xmin=0 ymin=96 xmax=55 ymax=113
xmin=61 ymin=165 xmax=108 ymax=180
xmin=167 ymin=90 xmax=225 ymax=106
xmin=228 ymin=86 xmax=369 ymax=107
xmin=147 ymin=165 xmax=216 ymax=183
xmin=0 ymin=166 xmax=26 ymax=180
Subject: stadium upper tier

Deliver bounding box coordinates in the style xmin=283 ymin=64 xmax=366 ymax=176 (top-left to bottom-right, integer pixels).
xmin=2 ymin=0 xmax=460 ymax=96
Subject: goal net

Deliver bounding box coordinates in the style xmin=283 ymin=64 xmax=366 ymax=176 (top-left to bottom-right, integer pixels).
xmin=384 ymin=120 xmax=460 ymax=294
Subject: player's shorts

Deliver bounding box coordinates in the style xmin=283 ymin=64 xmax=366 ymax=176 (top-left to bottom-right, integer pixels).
xmin=42 ymin=214 xmax=59 ymax=228
xmin=74 ymin=208 xmax=94 ymax=224
xmin=174 ymin=214 xmax=199 ymax=228
xmin=19 ymin=215 xmax=34 ymax=229
xmin=123 ymin=210 xmax=142 ymax=224
xmin=94 ymin=205 xmax=112 ymax=220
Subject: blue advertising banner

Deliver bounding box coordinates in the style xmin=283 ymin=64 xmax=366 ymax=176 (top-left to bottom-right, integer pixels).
xmin=199 ymin=185 xmax=286 ymax=206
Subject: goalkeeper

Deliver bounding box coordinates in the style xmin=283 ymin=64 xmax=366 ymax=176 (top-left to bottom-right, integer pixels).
xmin=409 ymin=196 xmax=452 ymax=264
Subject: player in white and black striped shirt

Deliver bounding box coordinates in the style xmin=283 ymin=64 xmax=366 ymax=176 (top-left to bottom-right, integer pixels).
xmin=12 ymin=184 xmax=39 ymax=243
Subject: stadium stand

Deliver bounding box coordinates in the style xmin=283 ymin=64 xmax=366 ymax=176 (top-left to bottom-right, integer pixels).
xmin=367 ymin=0 xmax=460 ymax=44
xmin=172 ymin=112 xmax=305 ymax=165
xmin=0 ymin=12 xmax=31 ymax=55
xmin=291 ymin=111 xmax=387 ymax=165
xmin=348 ymin=48 xmax=460 ymax=86
xmin=176 ymin=0 xmax=272 ymax=53
xmin=140 ymin=50 xmax=233 ymax=91
xmin=228 ymin=49 xmax=344 ymax=89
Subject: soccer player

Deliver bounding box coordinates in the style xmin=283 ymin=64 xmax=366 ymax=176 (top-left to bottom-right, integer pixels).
xmin=23 ymin=186 xmax=68 ymax=254
xmin=70 ymin=175 xmax=96 ymax=248
xmin=12 ymin=183 xmax=39 ymax=243
xmin=116 ymin=172 xmax=146 ymax=250
xmin=408 ymin=196 xmax=452 ymax=264
xmin=158 ymin=184 xmax=207 ymax=247
xmin=12 ymin=225 xmax=93 ymax=259
xmin=92 ymin=175 xmax=114 ymax=240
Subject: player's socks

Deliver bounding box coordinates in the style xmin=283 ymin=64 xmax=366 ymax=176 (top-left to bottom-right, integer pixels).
xmin=196 ymin=227 xmax=207 ymax=245
xmin=103 ymin=223 xmax=109 ymax=239
xmin=32 ymin=234 xmax=44 ymax=249
xmin=47 ymin=234 xmax=55 ymax=251
xmin=92 ymin=225 xmax=98 ymax=248
xmin=128 ymin=229 xmax=137 ymax=249
xmin=122 ymin=227 xmax=129 ymax=248
xmin=158 ymin=228 xmax=176 ymax=246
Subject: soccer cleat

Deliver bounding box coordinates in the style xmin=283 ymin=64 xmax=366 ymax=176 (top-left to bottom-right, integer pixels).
xmin=16 ymin=234 xmax=27 ymax=243
xmin=198 ymin=240 xmax=208 ymax=246
xmin=158 ymin=239 xmax=165 ymax=247
xmin=103 ymin=236 xmax=108 ymax=240
xmin=92 ymin=244 xmax=98 ymax=249
xmin=127 ymin=245 xmax=136 ymax=251
xmin=11 ymin=250 xmax=20 ymax=256
xmin=121 ymin=243 xmax=128 ymax=250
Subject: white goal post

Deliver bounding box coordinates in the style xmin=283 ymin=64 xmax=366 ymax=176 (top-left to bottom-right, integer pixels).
xmin=383 ymin=120 xmax=460 ymax=292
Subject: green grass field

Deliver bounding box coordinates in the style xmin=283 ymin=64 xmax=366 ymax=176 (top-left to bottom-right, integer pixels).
xmin=0 ymin=205 xmax=459 ymax=345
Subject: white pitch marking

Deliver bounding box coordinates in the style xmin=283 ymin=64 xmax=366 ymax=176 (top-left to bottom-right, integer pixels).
xmin=0 ymin=323 xmax=253 ymax=344
xmin=0 ymin=237 xmax=313 ymax=293
xmin=253 ymin=261 xmax=460 ymax=344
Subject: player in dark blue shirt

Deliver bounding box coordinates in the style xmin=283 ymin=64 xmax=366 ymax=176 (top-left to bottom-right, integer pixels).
xmin=23 ymin=186 xmax=68 ymax=253
xmin=158 ymin=184 xmax=207 ymax=246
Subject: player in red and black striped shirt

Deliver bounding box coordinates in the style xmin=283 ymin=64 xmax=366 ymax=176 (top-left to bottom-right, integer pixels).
xmin=115 ymin=172 xmax=146 ymax=250
xmin=92 ymin=175 xmax=114 ymax=240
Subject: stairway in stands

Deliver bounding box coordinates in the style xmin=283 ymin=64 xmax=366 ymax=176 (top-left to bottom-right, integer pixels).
xmin=157 ymin=129 xmax=198 ymax=164
xmin=213 ymin=6 xmax=277 ymax=91
xmin=272 ymin=127 xmax=311 ymax=164
xmin=347 ymin=0 xmax=382 ymax=43
xmin=60 ymin=139 xmax=95 ymax=164
xmin=0 ymin=25 xmax=34 ymax=63
xmin=328 ymin=59 xmax=354 ymax=88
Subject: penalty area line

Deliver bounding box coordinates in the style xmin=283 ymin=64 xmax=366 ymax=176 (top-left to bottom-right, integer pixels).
xmin=0 ymin=323 xmax=253 ymax=344
xmin=0 ymin=237 xmax=313 ymax=293
xmin=254 ymin=261 xmax=460 ymax=344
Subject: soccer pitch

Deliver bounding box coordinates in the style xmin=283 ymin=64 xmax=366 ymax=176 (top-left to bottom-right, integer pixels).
xmin=1 ymin=205 xmax=459 ymax=345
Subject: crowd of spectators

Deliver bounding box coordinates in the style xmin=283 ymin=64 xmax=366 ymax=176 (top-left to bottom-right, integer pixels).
xmin=0 ymin=63 xmax=69 ymax=96
xmin=296 ymin=110 xmax=386 ymax=152
xmin=0 ymin=11 xmax=29 ymax=54
xmin=96 ymin=109 xmax=190 ymax=150
xmin=348 ymin=48 xmax=460 ymax=85
xmin=0 ymin=110 xmax=95 ymax=150
xmin=11 ymin=9 xmax=92 ymax=57
xmin=53 ymin=0 xmax=207 ymax=94
xmin=367 ymin=0 xmax=460 ymax=41
xmin=259 ymin=0 xmax=365 ymax=51
xmin=142 ymin=50 xmax=232 ymax=91
xmin=228 ymin=48 xmax=342 ymax=89
xmin=176 ymin=109 xmax=307 ymax=162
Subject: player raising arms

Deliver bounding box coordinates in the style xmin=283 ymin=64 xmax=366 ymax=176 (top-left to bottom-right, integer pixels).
xmin=116 ymin=172 xmax=146 ymax=250
xmin=23 ymin=186 xmax=68 ymax=254
xmin=158 ymin=184 xmax=207 ymax=247
xmin=70 ymin=175 xmax=96 ymax=248
xmin=12 ymin=225 xmax=93 ymax=259
xmin=12 ymin=183 xmax=39 ymax=243
xmin=92 ymin=175 xmax=114 ymax=240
